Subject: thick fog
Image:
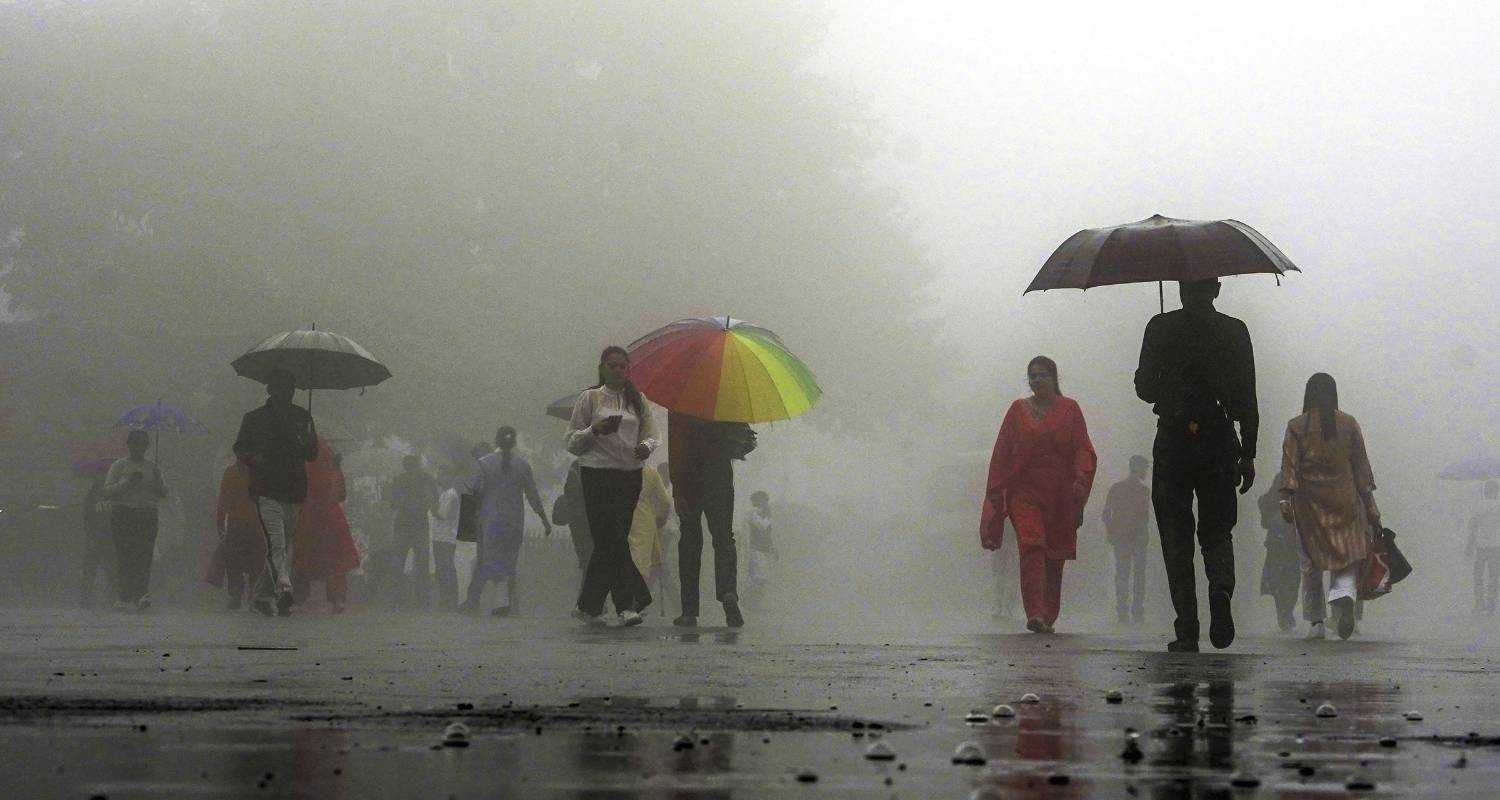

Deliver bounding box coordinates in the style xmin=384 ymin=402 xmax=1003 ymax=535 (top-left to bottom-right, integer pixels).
xmin=2 ymin=2 xmax=1496 ymax=636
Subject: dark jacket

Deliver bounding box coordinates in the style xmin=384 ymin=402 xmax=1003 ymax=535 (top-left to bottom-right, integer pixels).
xmin=387 ymin=468 xmax=438 ymax=535
xmin=233 ymin=401 xmax=318 ymax=503
xmin=667 ymin=412 xmax=755 ymax=509
xmin=1134 ymin=307 xmax=1258 ymax=458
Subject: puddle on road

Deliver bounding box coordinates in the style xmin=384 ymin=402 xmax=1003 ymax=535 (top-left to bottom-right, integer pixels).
xmin=298 ymin=694 xmax=914 ymax=734
xmin=2 ymin=679 xmax=1498 ymax=798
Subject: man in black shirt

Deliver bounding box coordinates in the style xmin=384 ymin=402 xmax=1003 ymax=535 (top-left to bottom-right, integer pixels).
xmin=233 ymin=369 xmax=319 ymax=616
xmin=1135 ymin=278 xmax=1257 ymax=652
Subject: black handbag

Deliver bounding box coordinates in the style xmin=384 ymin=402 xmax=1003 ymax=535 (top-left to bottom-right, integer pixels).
xmin=1378 ymin=527 xmax=1412 ymax=585
xmin=456 ymin=492 xmax=481 ymax=543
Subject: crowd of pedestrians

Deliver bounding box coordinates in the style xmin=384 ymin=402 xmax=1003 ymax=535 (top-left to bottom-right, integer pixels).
xmin=982 ymin=278 xmax=1409 ymax=651
xmin=80 ymin=350 xmax=775 ymax=629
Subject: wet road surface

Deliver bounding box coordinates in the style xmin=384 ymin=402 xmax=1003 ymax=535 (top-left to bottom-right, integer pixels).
xmin=1 ymin=608 xmax=1497 ymax=798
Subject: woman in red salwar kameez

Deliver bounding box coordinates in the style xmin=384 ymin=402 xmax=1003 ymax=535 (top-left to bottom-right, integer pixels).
xmin=290 ymin=442 xmax=360 ymax=613
xmin=982 ymin=356 xmax=1098 ymax=633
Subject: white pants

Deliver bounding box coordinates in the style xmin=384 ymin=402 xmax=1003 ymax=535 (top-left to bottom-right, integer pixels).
xmin=254 ymin=497 xmax=300 ymax=600
xmin=1299 ymin=545 xmax=1360 ymax=622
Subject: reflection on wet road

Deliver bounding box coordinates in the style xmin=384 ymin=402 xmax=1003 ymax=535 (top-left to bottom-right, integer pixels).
xmin=0 ymin=611 xmax=1497 ymax=798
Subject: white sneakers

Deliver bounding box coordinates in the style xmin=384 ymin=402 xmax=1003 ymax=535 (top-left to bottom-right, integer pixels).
xmin=619 ymin=610 xmax=644 ymax=627
xmin=1306 ymin=621 xmax=1327 ymax=640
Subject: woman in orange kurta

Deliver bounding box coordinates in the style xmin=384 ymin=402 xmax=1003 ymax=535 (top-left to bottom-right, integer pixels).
xmin=204 ymin=460 xmax=266 ymax=609
xmin=1278 ymin=372 xmax=1380 ymax=640
xmin=291 ymin=442 xmax=361 ymax=613
xmin=982 ymin=356 xmax=1098 ymax=633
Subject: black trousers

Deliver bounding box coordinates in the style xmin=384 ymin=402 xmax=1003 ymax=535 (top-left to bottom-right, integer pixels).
xmin=1112 ymin=541 xmax=1147 ymax=620
xmin=678 ymin=468 xmax=737 ymax=616
xmin=432 ymin=540 xmax=458 ymax=610
xmin=80 ymin=525 xmax=112 ymax=605
xmin=1152 ymin=425 xmax=1239 ymax=643
xmin=110 ymin=506 xmax=159 ymax=603
xmin=577 ymin=467 xmax=650 ymax=616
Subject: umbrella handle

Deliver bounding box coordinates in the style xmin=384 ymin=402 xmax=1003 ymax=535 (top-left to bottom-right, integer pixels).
xmin=1158 ymin=281 xmax=1164 ymax=314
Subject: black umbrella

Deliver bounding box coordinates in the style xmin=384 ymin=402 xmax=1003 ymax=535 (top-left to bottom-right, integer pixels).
xmin=232 ymin=328 xmax=391 ymax=411
xmin=1026 ymin=214 xmax=1300 ymax=311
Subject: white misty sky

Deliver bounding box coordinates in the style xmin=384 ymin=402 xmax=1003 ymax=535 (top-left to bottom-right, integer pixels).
xmin=814 ymin=0 xmax=1499 ymax=477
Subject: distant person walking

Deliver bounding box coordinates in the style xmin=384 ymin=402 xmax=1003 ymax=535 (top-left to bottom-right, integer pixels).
xmin=983 ymin=356 xmax=1098 ymax=634
xmin=1257 ymin=470 xmax=1302 ymax=631
xmin=744 ymin=490 xmax=777 ymax=610
xmin=552 ymin=459 xmax=593 ymax=589
xmin=78 ymin=472 xmax=112 ymax=607
xmin=203 ymin=459 xmax=264 ymax=610
xmin=1468 ymin=480 xmax=1500 ymax=616
xmin=460 ymin=427 xmax=550 ymax=616
xmin=102 ymin=429 xmax=168 ymax=611
xmin=1135 ymin=278 xmax=1258 ymax=652
xmin=566 ymin=346 xmax=659 ymax=626
xmin=628 ymin=459 xmax=673 ymax=615
xmin=431 ymin=448 xmax=486 ymax=612
xmin=385 ymin=454 xmax=438 ymax=609
xmin=233 ymin=368 xmax=319 ymax=617
xmin=291 ymin=444 xmax=360 ymax=613
xmin=1278 ymin=373 xmax=1381 ymax=641
xmin=1101 ymin=456 xmax=1152 ymax=625
xmin=669 ymin=413 xmax=756 ymax=628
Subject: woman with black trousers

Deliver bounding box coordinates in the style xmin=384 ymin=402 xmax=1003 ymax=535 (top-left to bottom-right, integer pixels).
xmin=101 ymin=429 xmax=168 ymax=611
xmin=566 ymin=346 xmax=659 ymax=626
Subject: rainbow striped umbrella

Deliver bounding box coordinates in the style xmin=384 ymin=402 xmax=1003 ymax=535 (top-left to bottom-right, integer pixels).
xmin=627 ymin=317 xmax=821 ymax=423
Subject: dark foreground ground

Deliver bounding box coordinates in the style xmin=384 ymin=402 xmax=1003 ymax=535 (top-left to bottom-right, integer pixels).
xmin=1 ymin=608 xmax=1497 ymax=799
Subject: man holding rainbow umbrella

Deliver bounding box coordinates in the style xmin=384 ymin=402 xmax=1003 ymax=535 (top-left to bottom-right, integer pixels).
xmin=627 ymin=316 xmax=820 ymax=628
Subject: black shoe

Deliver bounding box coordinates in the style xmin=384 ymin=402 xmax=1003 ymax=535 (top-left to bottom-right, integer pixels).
xmin=490 ymin=606 xmax=512 ymax=617
xmin=1026 ymin=618 xmax=1047 ymax=633
xmin=275 ymin=591 xmax=294 ymax=617
xmin=1208 ymin=591 xmax=1234 ymax=649
xmin=1167 ymin=639 xmax=1199 ymax=653
xmin=1332 ymin=596 xmax=1355 ymax=640
xmin=722 ymin=593 xmax=744 ymax=628
xmin=673 ymin=615 xmax=698 ymax=628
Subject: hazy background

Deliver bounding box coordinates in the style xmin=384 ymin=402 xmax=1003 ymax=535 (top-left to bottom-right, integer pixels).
xmin=2 ymin=1 xmax=1496 ymax=635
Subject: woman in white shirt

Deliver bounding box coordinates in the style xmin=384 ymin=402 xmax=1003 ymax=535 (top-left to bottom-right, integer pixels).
xmin=566 ymin=346 xmax=659 ymax=626
xmin=102 ymin=430 xmax=168 ymax=611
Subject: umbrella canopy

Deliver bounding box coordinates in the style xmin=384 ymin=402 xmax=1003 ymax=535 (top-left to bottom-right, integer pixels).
xmin=546 ymin=391 xmax=583 ymax=421
xmin=1026 ymin=214 xmax=1299 ymax=293
xmin=1439 ymin=456 xmax=1500 ymax=481
xmin=232 ymin=329 xmax=391 ymax=390
xmin=627 ymin=316 xmax=820 ymax=423
xmin=114 ymin=400 xmax=206 ymax=434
